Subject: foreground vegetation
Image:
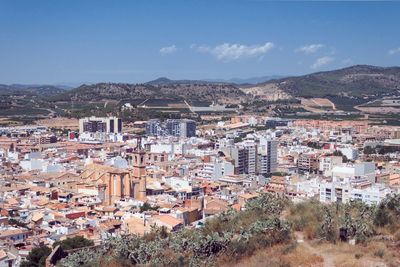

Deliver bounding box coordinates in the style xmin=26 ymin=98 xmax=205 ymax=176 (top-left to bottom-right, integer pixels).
xmin=58 ymin=193 xmax=400 ymax=267
xmin=21 ymin=236 xmax=94 ymax=267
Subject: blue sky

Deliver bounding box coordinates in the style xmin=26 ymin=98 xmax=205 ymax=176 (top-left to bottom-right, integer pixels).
xmin=1 ymin=0 xmax=400 ymax=84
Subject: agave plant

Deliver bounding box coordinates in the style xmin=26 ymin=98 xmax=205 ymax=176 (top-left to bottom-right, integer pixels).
xmin=321 ymin=206 xmax=336 ymax=242
xmin=245 ymin=193 xmax=287 ymax=215
xmin=59 ymin=248 xmax=105 ymax=267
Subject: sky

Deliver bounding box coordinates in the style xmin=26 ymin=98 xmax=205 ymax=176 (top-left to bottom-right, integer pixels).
xmin=0 ymin=0 xmax=400 ymax=84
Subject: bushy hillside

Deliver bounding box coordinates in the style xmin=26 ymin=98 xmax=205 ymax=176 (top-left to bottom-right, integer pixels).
xmin=261 ymin=65 xmax=400 ymax=98
xmin=0 ymin=84 xmax=66 ymax=97
xmin=58 ymin=193 xmax=400 ymax=267
xmin=50 ymin=82 xmax=246 ymax=104
xmin=2 ymin=65 xmax=400 ymax=119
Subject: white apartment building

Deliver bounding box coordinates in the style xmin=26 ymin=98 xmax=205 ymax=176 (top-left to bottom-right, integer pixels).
xmin=332 ymin=162 xmax=376 ymax=183
xmin=319 ymin=162 xmax=389 ymax=205
xmin=198 ymin=158 xmax=235 ymax=181
xmin=338 ymin=146 xmax=359 ymax=161
xmin=350 ymin=184 xmax=392 ymax=205
xmin=295 ymin=177 xmax=320 ymax=198
xmin=320 ymin=180 xmax=392 ymax=205
xmin=319 ymin=155 xmax=343 ymax=177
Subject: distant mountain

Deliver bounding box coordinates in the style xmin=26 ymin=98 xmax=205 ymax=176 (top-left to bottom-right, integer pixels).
xmin=146 ymin=76 xmax=285 ymax=86
xmin=206 ymin=75 xmax=285 ymax=85
xmin=257 ymin=65 xmax=400 ymax=98
xmin=0 ymin=84 xmax=67 ymax=97
xmin=146 ymin=77 xmax=229 ymax=86
xmin=2 ymin=65 xmax=399 ymax=116
xmin=146 ymin=77 xmax=175 ymax=85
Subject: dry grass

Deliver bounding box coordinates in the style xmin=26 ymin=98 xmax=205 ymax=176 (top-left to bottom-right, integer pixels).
xmin=308 ymin=240 xmax=397 ymax=267
xmin=35 ymin=117 xmax=79 ymax=129
xmin=224 ymin=239 xmax=400 ymax=267
xmin=300 ymin=97 xmax=336 ymax=113
xmin=225 ymin=243 xmax=323 ymax=267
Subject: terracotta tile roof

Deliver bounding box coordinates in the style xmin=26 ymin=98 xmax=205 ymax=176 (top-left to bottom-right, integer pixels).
xmin=231 ymin=203 xmax=241 ymax=211
xmin=152 ymin=215 xmax=182 ymax=228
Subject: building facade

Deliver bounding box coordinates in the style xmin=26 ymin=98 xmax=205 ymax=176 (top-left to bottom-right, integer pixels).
xmin=79 ymin=116 xmax=122 ymax=134
xmin=146 ymin=119 xmax=196 ymax=138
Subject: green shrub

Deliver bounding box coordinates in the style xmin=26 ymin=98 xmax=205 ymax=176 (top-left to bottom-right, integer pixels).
xmin=20 ymin=245 xmax=51 ymax=267
xmin=53 ymin=236 xmax=94 ymax=250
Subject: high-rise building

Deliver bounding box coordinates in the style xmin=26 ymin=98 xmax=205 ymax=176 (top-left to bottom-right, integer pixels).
xmin=243 ymin=142 xmax=257 ymax=175
xmin=146 ymin=119 xmax=163 ymax=136
xmin=257 ymin=138 xmax=278 ymax=175
xmin=146 ymin=119 xmax=196 ymax=138
xmin=223 ymin=138 xmax=278 ymax=176
xmin=229 ymin=142 xmax=257 ymax=175
xmin=165 ymin=119 xmax=181 ymax=137
xmin=79 ymin=116 xmax=122 ymax=134
xmin=180 ymin=119 xmax=196 ymax=138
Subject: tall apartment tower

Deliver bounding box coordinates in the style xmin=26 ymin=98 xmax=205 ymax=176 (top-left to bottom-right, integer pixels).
xmin=179 ymin=119 xmax=196 ymax=138
xmin=146 ymin=119 xmax=196 ymax=138
xmin=257 ymin=138 xmax=278 ymax=175
xmin=230 ymin=142 xmax=257 ymax=175
xmin=243 ymin=142 xmax=257 ymax=175
xmin=146 ymin=119 xmax=163 ymax=136
xmin=79 ymin=116 xmax=122 ymax=134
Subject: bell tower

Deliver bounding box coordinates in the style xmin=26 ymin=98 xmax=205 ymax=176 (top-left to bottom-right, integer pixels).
xmin=132 ymin=150 xmax=146 ymax=178
xmin=131 ymin=136 xmax=147 ymax=200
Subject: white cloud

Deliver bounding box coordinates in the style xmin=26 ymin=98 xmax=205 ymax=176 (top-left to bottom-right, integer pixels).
xmin=193 ymin=42 xmax=274 ymax=61
xmin=311 ymin=56 xmax=334 ymax=69
xmin=160 ymin=45 xmax=177 ymax=55
xmin=296 ymin=44 xmax=324 ymax=54
xmin=388 ymin=47 xmax=400 ymax=55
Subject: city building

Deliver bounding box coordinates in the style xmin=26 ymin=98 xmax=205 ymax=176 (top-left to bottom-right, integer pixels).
xmin=257 ymin=138 xmax=278 ymax=175
xmin=79 ymin=116 xmax=122 ymax=134
xmin=297 ymin=153 xmax=319 ymax=173
xmin=146 ymin=119 xmax=196 ymax=138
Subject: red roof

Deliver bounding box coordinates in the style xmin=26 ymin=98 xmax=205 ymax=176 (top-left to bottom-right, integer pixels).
xmin=0 ymin=209 xmax=8 ymax=216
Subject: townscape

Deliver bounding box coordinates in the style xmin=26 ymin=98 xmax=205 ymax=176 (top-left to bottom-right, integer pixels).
xmin=0 ymin=114 xmax=400 ymax=266
xmin=2 ymin=0 xmax=400 ymax=266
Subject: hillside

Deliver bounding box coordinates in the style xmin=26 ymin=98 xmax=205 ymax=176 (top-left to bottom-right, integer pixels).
xmin=0 ymin=84 xmax=67 ymax=97
xmin=254 ymin=65 xmax=400 ymax=98
xmin=51 ymin=82 xmax=246 ymax=104
xmin=0 ymin=85 xmax=67 ymax=121
xmin=1 ymin=65 xmax=399 ymax=121
xmin=56 ymin=193 xmax=400 ymax=267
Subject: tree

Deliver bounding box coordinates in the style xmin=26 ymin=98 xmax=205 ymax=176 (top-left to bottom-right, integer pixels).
xmin=53 ymin=236 xmax=94 ymax=250
xmin=20 ymin=245 xmax=51 ymax=267
xmin=373 ymin=203 xmax=390 ymax=227
xmin=321 ymin=207 xmax=336 ymax=243
xmin=140 ymin=202 xmax=160 ymax=213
